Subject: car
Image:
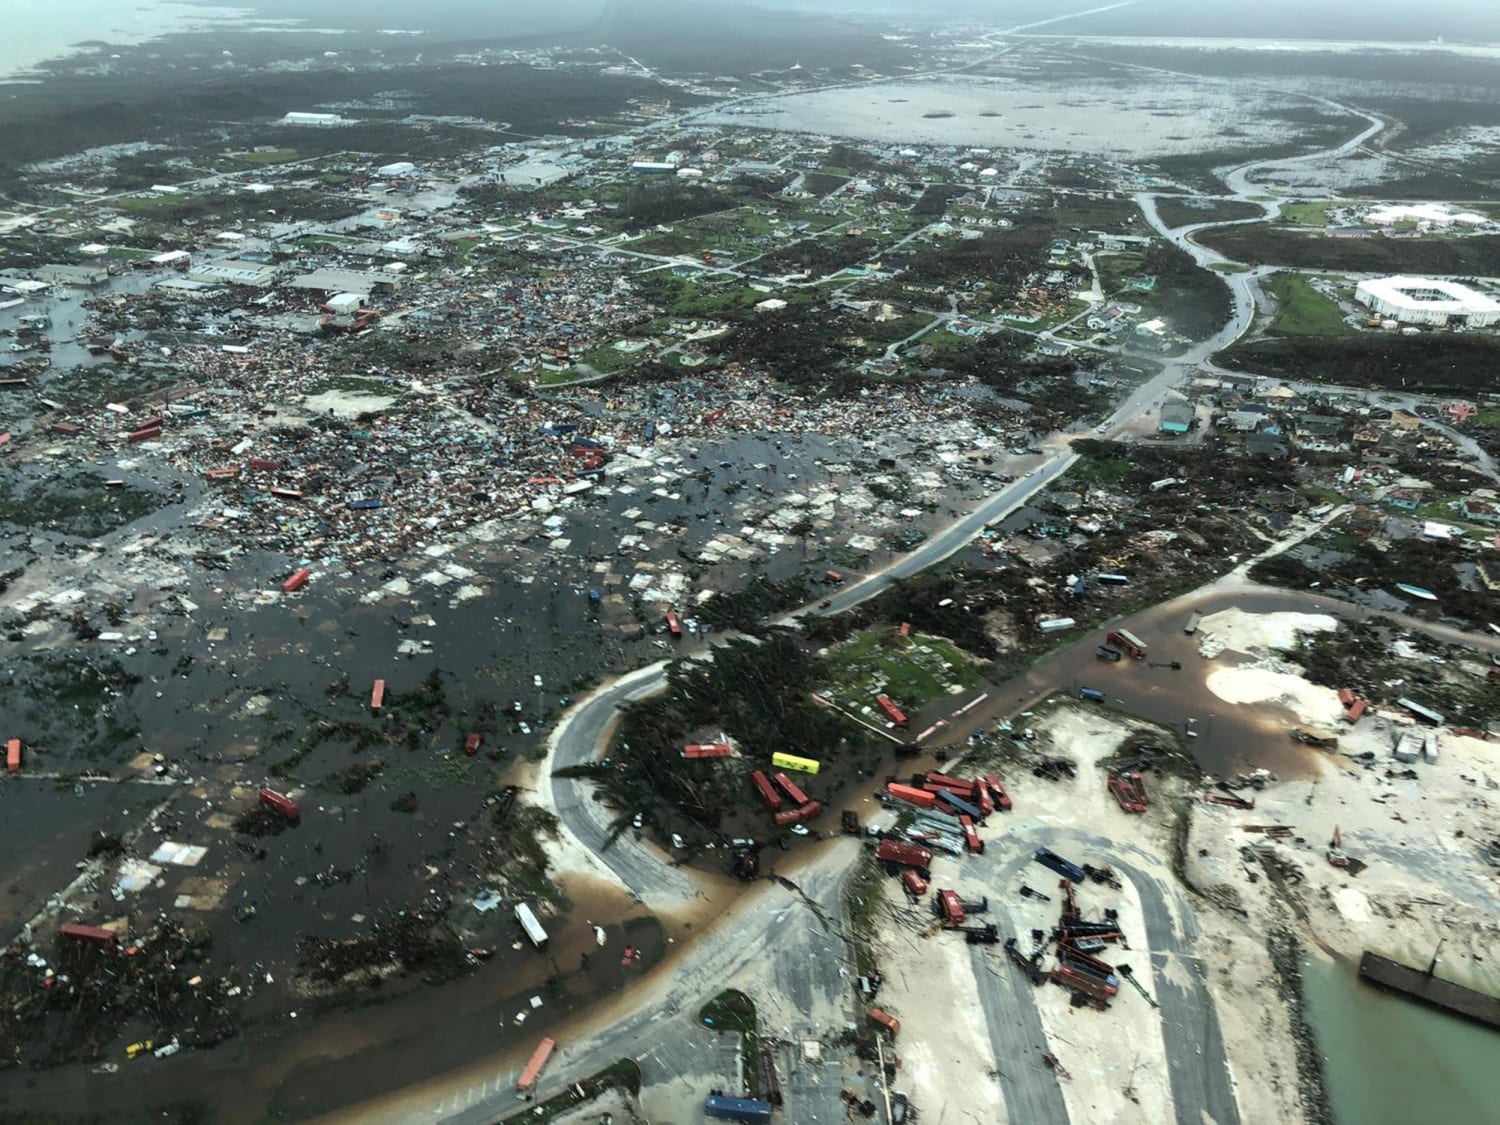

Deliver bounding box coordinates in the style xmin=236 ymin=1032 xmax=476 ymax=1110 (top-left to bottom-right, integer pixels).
xmin=790 ymin=824 xmax=811 ymax=836
xmin=632 ymin=812 xmax=644 ymax=829
xmin=532 ymin=674 xmax=542 ymax=688
xmin=518 ymin=721 xmax=532 ymax=736
xmin=1096 ymin=423 xmax=1110 ymax=433
xmin=126 ymin=1040 xmax=155 ymax=1060
xmin=819 ymin=598 xmax=832 ymax=608
xmin=670 ymin=832 xmax=685 ymax=849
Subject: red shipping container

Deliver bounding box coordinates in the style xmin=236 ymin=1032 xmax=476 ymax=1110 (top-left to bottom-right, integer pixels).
xmin=464 ymin=734 xmax=482 ymax=756
xmin=371 ymin=679 xmax=386 ymax=713
xmin=126 ymin=424 xmax=161 ymax=443
xmin=867 ymin=1007 xmax=900 ymax=1036
xmin=247 ymin=458 xmax=281 ymax=471
xmin=5 ymin=738 xmax=19 ymax=773
xmin=885 ymin=782 xmax=936 ymax=809
xmin=282 ymin=568 xmax=311 ymax=593
xmin=900 ymin=869 xmax=928 ymax=897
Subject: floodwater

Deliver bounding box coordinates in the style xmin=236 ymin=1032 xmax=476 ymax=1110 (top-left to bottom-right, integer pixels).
xmin=0 ymin=0 xmax=250 ymax=78
xmin=1301 ymin=953 xmax=1499 ymax=1125
xmin=937 ymin=584 xmax=1346 ymax=778
xmin=698 ymin=76 xmax=1304 ymax=157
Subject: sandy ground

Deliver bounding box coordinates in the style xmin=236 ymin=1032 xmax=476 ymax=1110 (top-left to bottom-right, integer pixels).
xmin=1198 ymin=607 xmax=1338 ymax=659
xmin=1186 ymin=717 xmax=1500 ymax=991
xmin=866 ymin=883 xmax=1008 ymax=1125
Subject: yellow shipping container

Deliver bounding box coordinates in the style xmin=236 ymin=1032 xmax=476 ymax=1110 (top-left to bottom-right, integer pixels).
xmin=772 ymin=751 xmax=821 ymax=775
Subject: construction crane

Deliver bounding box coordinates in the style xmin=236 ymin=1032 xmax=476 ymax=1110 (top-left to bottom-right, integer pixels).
xmin=1116 ymin=964 xmax=1159 ymax=1009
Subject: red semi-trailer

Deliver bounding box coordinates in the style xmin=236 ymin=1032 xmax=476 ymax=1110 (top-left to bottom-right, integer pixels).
xmin=773 ymin=772 xmax=809 ymax=806
xmin=937 ymin=889 xmax=966 ymax=926
xmin=750 ymin=770 xmax=783 ymax=809
xmin=773 ymin=800 xmax=822 ymax=827
xmin=877 ymin=694 xmax=908 ymax=728
xmin=259 ymin=788 xmax=300 ymax=820
xmin=683 ymin=742 xmax=733 ymax=759
xmin=885 ymin=782 xmax=936 ymax=809
xmin=61 ymin=923 xmax=118 ymax=948
xmin=985 ymin=775 xmax=1013 ymax=812
xmin=874 ymin=840 xmax=933 ymax=870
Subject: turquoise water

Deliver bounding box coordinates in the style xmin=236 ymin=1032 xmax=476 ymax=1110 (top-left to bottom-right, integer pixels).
xmin=1301 ymin=956 xmax=1499 ymax=1125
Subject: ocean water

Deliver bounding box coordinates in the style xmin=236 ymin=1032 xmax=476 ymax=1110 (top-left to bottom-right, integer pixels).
xmin=1301 ymin=955 xmax=1498 ymax=1125
xmin=0 ymin=0 xmax=254 ymax=77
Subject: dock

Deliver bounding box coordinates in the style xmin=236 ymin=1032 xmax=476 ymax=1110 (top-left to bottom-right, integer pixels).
xmin=1358 ymin=952 xmax=1500 ymax=1030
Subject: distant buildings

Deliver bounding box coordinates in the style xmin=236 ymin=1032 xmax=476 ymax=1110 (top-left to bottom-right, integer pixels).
xmin=1354 ymin=276 xmax=1500 ymax=328
xmin=280 ymin=112 xmax=346 ymax=127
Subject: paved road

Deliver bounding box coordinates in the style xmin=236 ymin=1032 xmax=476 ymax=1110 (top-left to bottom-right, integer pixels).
xmin=410 ymin=841 xmax=859 ymax=1125
xmin=982 ymin=829 xmax=1242 ymax=1125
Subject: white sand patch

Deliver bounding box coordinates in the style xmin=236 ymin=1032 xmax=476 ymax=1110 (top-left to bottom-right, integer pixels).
xmin=870 ymin=880 xmax=1007 ymax=1124
xmin=1204 ymin=665 xmax=1344 ymax=726
xmin=1333 ymin=887 xmax=1372 ymax=924
xmin=1198 ymin=608 xmax=1337 ymax=659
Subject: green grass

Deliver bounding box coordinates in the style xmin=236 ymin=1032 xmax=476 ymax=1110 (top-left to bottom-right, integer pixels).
xmin=576 ymin=344 xmax=638 ymax=375
xmin=226 ymin=148 xmax=299 ymax=165
xmin=1279 ymin=201 xmax=1335 ymax=227
xmin=699 ymin=989 xmax=760 ymax=1094
xmin=1263 ymin=274 xmax=1357 ymax=338
xmin=825 ymin=628 xmax=984 ymax=710
xmin=843 ymin=853 xmax=886 ymax=977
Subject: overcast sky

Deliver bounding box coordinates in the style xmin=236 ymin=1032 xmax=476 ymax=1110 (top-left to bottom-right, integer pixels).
xmin=204 ymin=0 xmax=1500 ymax=44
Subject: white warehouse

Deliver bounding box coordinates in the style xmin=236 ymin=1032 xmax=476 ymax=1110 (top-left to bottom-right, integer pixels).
xmin=1354 ymin=275 xmax=1500 ymax=328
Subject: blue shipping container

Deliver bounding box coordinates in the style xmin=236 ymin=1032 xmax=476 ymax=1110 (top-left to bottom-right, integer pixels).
xmin=1079 ymin=687 xmax=1106 ymax=702
xmin=705 ymin=1095 xmax=773 ymax=1124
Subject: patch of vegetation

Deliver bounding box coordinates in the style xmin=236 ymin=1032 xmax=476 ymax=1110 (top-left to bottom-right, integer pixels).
xmin=0 ymin=655 xmax=141 ymax=763
xmin=843 ymin=852 xmax=886 ymax=977
xmin=1279 ymin=201 xmax=1335 ymax=227
xmin=598 ymin=632 xmax=885 ymax=836
xmin=1197 ymin=223 xmax=1500 ymax=275
xmin=1218 ymin=333 xmax=1500 ymax=396
xmin=696 ymin=573 xmax=814 ymax=633
xmin=1153 ymin=196 xmax=1264 ymax=229
xmin=700 ymin=989 xmax=760 ymax=1094
xmin=1260 ymin=274 xmax=1357 ymax=338
xmin=825 ymin=629 xmax=984 ymax=710
xmin=0 ymin=471 xmax=163 ymax=538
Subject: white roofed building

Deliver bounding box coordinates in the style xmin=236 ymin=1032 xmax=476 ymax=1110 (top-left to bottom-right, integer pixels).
xmin=1355 ymin=276 xmax=1500 ymax=328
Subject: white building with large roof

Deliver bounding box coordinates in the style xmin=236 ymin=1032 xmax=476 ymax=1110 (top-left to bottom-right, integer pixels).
xmin=1354 ymin=276 xmax=1500 ymax=328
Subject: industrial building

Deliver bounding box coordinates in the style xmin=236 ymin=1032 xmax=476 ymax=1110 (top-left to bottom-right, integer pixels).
xmin=1365 ymin=204 xmax=1487 ymax=228
xmin=1354 ymin=276 xmax=1500 ymax=328
xmin=34 ymin=264 xmax=110 ymax=288
xmin=289 ymin=267 xmax=404 ymax=297
xmin=187 ymin=261 xmax=278 ymax=288
xmin=279 ymin=111 xmax=346 ymax=127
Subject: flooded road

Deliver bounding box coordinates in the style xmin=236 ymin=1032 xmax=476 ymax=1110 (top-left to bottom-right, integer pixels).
xmin=934 ymin=583 xmax=1351 ymax=778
